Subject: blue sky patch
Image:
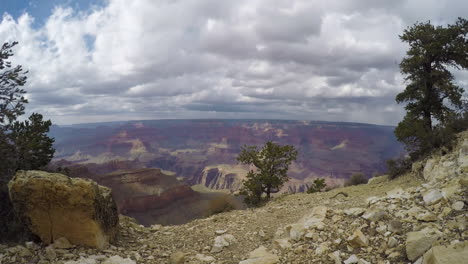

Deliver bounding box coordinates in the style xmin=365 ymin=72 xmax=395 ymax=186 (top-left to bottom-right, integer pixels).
xmin=0 ymin=0 xmax=105 ymax=27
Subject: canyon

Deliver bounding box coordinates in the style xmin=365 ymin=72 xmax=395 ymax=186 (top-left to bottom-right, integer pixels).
xmin=48 ymin=119 xmax=403 ymax=225
xmin=50 ymin=119 xmax=403 ymax=191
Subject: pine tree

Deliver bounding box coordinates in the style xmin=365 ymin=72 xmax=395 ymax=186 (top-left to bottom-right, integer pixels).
xmin=396 ymin=18 xmax=468 ymax=158
xmin=237 ymin=141 xmax=297 ymax=205
xmin=0 ymin=42 xmax=28 ymax=127
xmin=0 ymin=41 xmax=55 ymax=242
xmin=10 ymin=113 xmax=55 ymax=170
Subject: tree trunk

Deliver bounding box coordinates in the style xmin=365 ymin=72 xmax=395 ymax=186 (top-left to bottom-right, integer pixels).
xmin=423 ymin=62 xmax=434 ymax=145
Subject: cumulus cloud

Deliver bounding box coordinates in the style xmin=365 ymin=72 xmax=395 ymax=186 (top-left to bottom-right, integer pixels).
xmin=0 ymin=0 xmax=467 ymax=125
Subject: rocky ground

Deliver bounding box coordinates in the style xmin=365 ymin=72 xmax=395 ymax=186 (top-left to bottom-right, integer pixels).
xmin=1 ymin=134 xmax=467 ymax=264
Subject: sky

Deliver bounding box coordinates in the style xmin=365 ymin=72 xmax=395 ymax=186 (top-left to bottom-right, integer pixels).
xmin=0 ymin=0 xmax=467 ymax=125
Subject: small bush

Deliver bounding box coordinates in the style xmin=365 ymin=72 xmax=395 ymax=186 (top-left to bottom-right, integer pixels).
xmin=344 ymin=172 xmax=368 ymax=186
xmin=207 ymin=194 xmax=238 ymax=215
xmin=307 ymin=178 xmax=327 ymax=193
xmin=386 ymin=157 xmax=412 ymax=179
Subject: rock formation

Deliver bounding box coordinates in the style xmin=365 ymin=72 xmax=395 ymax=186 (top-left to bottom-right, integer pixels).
xmin=50 ymin=120 xmax=404 ymax=191
xmin=8 ymin=170 xmax=119 ymax=249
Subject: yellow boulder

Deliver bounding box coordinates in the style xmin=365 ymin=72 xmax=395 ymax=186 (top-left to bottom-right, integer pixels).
xmin=8 ymin=170 xmax=119 ymax=249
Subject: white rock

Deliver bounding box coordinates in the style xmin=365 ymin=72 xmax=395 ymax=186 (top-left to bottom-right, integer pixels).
xmin=150 ymin=224 xmax=162 ymax=231
xmin=64 ymin=258 xmax=98 ymax=264
xmin=24 ymin=241 xmax=36 ymax=250
xmin=344 ymin=254 xmax=359 ymax=264
xmin=87 ymin=255 xmax=107 ymax=261
xmin=315 ymin=242 xmax=330 ymax=255
xmin=417 ymin=212 xmax=438 ymax=222
xmin=273 ymin=239 xmax=292 ymax=250
xmin=344 ymin=208 xmax=365 ymax=216
xmin=239 ymin=246 xmax=279 ymax=264
xmin=366 ymin=196 xmax=380 ymax=205
xmin=102 ymin=256 xmax=136 ymax=264
xmin=423 ymin=189 xmax=444 ymax=205
xmin=300 ymin=206 xmax=328 ymax=228
xmin=452 ymin=201 xmax=465 ymax=211
xmin=195 ymin=254 xmax=216 ymax=262
xmin=215 ymin=230 xmax=227 ymax=235
xmin=53 ymin=237 xmax=73 ymax=249
xmin=285 ymin=224 xmax=306 ymax=241
xmin=328 ymin=250 xmax=341 ymax=264
xmin=211 ymin=234 xmax=236 ymax=253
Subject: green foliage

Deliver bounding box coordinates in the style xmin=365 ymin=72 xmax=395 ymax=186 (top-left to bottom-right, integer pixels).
xmin=0 ymin=42 xmax=55 ymax=243
xmin=10 ymin=113 xmax=55 ymax=170
xmin=396 ymin=18 xmax=468 ymax=160
xmin=307 ymin=178 xmax=327 ymax=193
xmin=344 ymin=172 xmax=368 ymax=187
xmin=237 ymin=141 xmax=298 ymax=206
xmin=0 ymin=42 xmax=28 ymax=126
xmin=386 ymin=157 xmax=412 ymax=179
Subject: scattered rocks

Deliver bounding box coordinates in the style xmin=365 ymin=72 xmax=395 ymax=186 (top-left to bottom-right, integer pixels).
xmin=2 ymin=133 xmax=468 ymax=264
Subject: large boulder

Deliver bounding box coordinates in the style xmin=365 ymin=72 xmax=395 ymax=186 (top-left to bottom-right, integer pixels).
xmin=406 ymin=227 xmax=442 ymax=261
xmin=8 ymin=170 xmax=119 ymax=249
xmin=423 ymin=242 xmax=468 ymax=264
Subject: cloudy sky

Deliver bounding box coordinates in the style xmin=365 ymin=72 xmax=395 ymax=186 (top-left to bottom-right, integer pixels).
xmin=1 ymin=0 xmax=467 ymax=125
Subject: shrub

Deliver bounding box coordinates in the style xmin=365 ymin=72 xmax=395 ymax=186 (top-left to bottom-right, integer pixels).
xmin=386 ymin=157 xmax=412 ymax=179
xmin=307 ymin=178 xmax=327 ymax=193
xmin=207 ymin=194 xmax=241 ymax=215
xmin=344 ymin=172 xmax=368 ymax=186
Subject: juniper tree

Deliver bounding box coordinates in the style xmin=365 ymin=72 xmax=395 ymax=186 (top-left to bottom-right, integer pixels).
xmin=237 ymin=141 xmax=297 ymax=205
xmin=396 ymin=18 xmax=468 ymax=158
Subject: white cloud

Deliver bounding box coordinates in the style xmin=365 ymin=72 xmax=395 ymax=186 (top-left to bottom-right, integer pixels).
xmin=0 ymin=0 xmax=467 ymax=125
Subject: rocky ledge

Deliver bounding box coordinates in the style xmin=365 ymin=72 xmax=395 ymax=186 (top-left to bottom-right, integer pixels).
xmin=1 ymin=134 xmax=467 ymax=264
